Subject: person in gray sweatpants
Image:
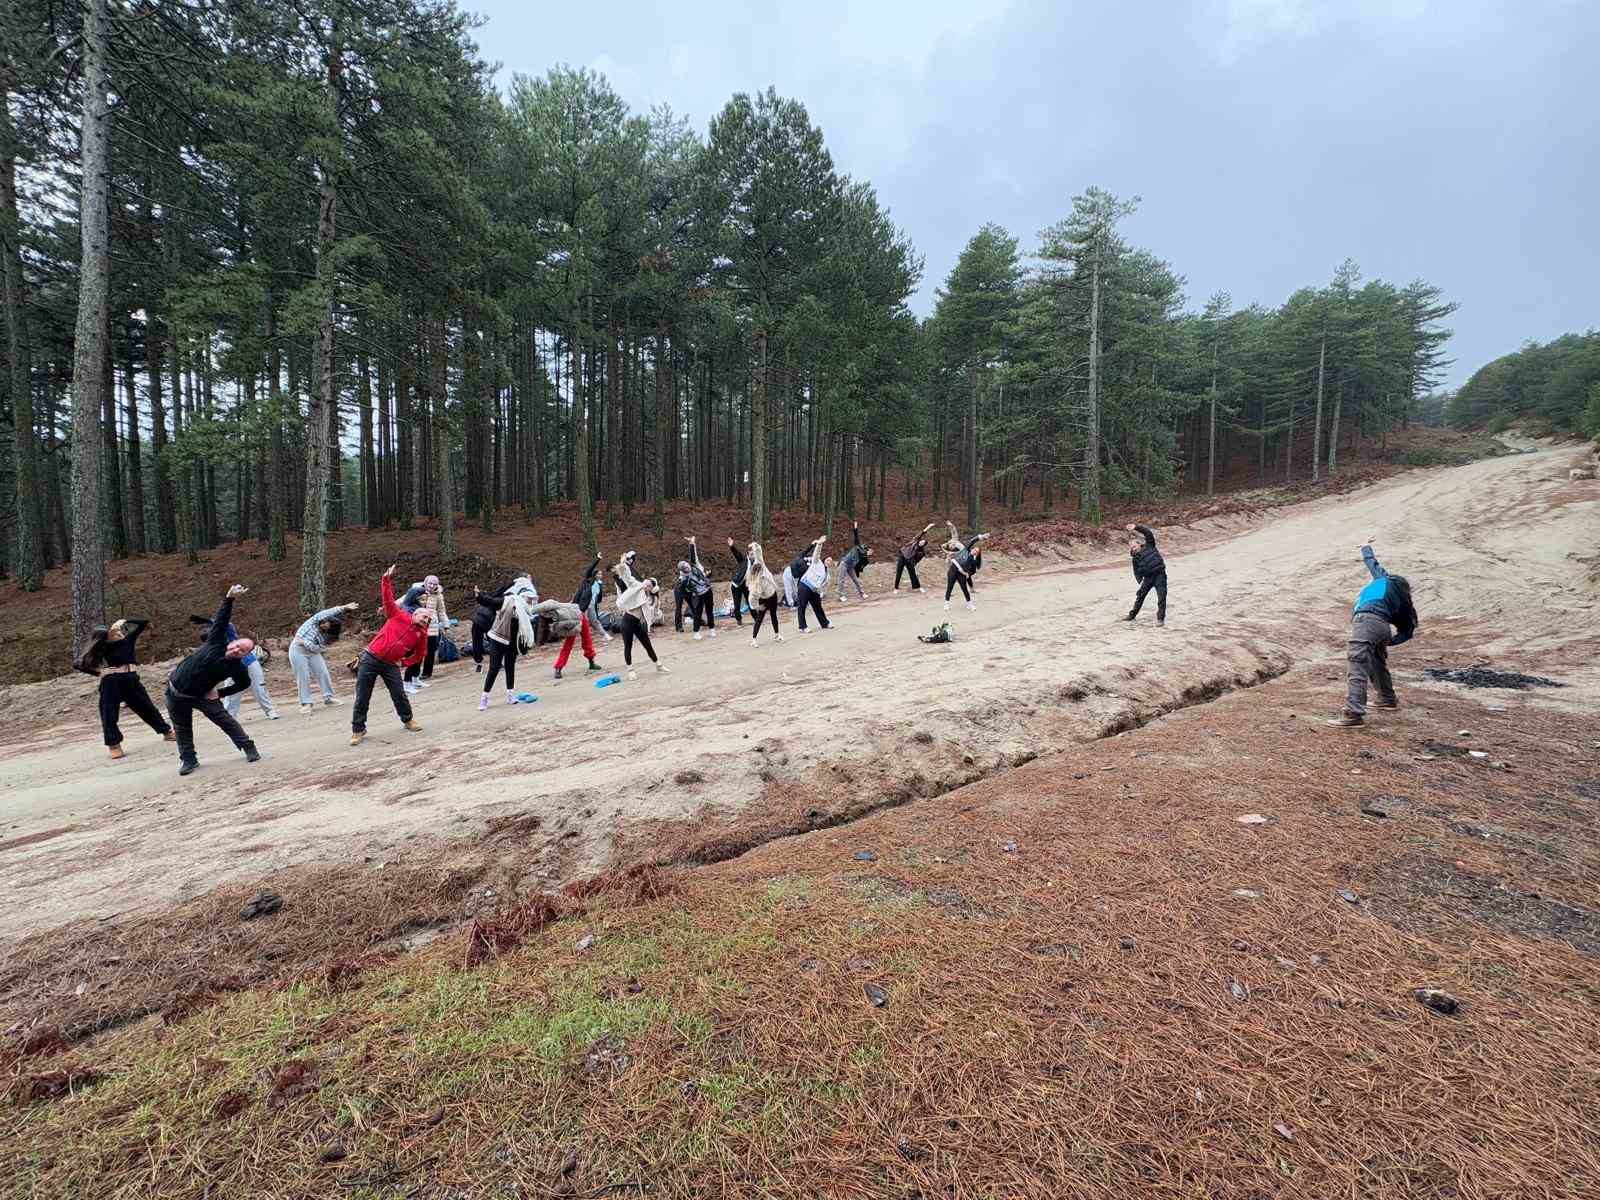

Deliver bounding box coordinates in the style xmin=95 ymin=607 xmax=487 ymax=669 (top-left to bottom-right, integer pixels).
xmin=1332 ymin=538 xmax=1418 ymax=727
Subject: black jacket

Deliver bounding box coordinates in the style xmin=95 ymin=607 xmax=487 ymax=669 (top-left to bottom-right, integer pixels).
xmin=470 ymin=584 xmax=509 ymax=633
xmin=169 ymin=598 xmax=250 ymax=699
xmin=571 ymin=556 xmax=601 ymax=607
xmin=1131 ymin=525 xmax=1165 ymax=582
xmin=842 ymin=525 xmax=872 ymax=573
xmin=728 ymin=544 xmax=748 ymax=587
xmin=952 ymin=535 xmax=984 ymax=576
xmin=673 ymin=574 xmax=696 ymax=631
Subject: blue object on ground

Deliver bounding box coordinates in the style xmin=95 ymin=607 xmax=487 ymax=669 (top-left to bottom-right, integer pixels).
xmin=595 ymin=674 xmax=622 ymax=688
xmin=513 ymin=692 xmax=539 ymax=704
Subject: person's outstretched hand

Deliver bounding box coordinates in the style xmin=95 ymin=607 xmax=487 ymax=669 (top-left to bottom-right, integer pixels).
xmin=345 ymin=601 xmax=360 ymax=611
xmin=384 ymin=563 xmax=396 ymax=578
xmin=227 ymin=584 xmax=248 ymax=598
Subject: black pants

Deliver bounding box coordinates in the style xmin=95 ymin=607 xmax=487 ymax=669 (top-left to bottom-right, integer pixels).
xmin=945 ymin=564 xmax=971 ymax=603
xmin=797 ymin=583 xmax=830 ymax=631
xmin=483 ymin=638 xmax=519 ymax=692
xmin=406 ymin=634 xmax=440 ymax=681
xmin=895 ymin=555 xmax=922 ymax=590
xmin=100 ymin=673 xmax=170 ymax=746
xmin=751 ymin=594 xmax=780 ymax=638
xmin=730 ymin=582 xmax=750 ymax=625
xmin=622 ymin=613 xmax=658 ymax=665
xmin=470 ymin=624 xmax=487 ymax=666
xmin=691 ymin=592 xmax=714 ymax=632
xmin=352 ymin=650 xmax=412 ymax=733
xmin=165 ymin=685 xmax=254 ymax=766
xmin=1130 ymin=573 xmax=1168 ymax=621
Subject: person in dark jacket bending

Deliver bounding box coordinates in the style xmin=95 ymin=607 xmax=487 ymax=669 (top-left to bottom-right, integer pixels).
xmin=837 ymin=520 xmax=874 ymax=602
xmin=726 ymin=537 xmax=750 ymax=625
xmin=1124 ymin=524 xmax=1167 ymax=626
xmin=943 ymin=524 xmax=990 ymax=610
xmin=75 ymin=617 xmax=176 ymax=760
xmin=894 ymin=523 xmax=936 ymax=592
xmin=468 ymin=581 xmax=511 ymax=671
xmin=165 ymin=586 xmax=261 ymax=776
xmin=1331 ymin=538 xmax=1418 ymax=727
xmin=675 ymin=538 xmax=717 ymax=638
xmin=571 ymin=554 xmax=611 ymax=642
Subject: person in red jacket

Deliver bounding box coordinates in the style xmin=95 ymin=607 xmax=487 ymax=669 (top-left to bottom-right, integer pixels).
xmin=350 ymin=564 xmax=430 ymax=746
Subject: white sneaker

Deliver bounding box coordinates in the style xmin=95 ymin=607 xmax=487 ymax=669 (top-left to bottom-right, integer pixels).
xmin=505 ymin=690 xmax=517 ymax=705
xmin=751 ymin=639 xmax=762 ymax=648
xmin=323 ymin=696 xmax=341 ymax=706
xmin=656 ymin=664 xmax=671 ymax=674
xmin=943 ymin=602 xmax=951 ymax=611
xmin=300 ymin=703 xmax=313 ymax=715
xmin=709 ymin=630 xmax=717 ymax=638
xmin=693 ymin=632 xmax=703 ymax=641
xmin=774 ymin=634 xmax=785 ymax=643
xmin=965 ymin=601 xmax=976 ymax=611
xmin=418 ymin=680 xmax=431 ymax=689
xmin=266 ymin=711 xmax=281 ymax=720
xmin=627 ymin=669 xmax=638 ymax=681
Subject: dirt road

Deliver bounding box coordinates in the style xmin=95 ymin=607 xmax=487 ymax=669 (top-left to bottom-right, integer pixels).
xmin=2 ymin=445 xmax=1595 ymax=943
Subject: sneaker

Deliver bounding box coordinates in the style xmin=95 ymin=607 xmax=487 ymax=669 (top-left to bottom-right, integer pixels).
xmin=603 ymin=634 xmax=613 ymax=643
xmin=774 ymin=634 xmax=785 ymax=644
xmin=478 ymin=694 xmax=490 ymax=711
xmin=751 ymin=639 xmax=762 ymax=648
xmin=693 ymin=632 xmax=703 ymax=641
xmin=1371 ymin=697 xmax=1399 ymax=710
xmin=1328 ymin=713 xmax=1364 ymax=728
xmin=913 ymin=587 xmax=923 ymax=593
xmin=323 ymin=696 xmax=342 ymax=706
xmin=403 ymin=719 xmax=423 ymax=732
xmin=265 ymin=710 xmax=281 ymax=720
xmin=965 ymin=601 xmax=976 ymax=611
xmin=300 ymin=703 xmax=314 ymax=715
xmin=627 ymin=669 xmax=638 ymax=681
xmin=1124 ymin=614 xmax=1136 ymax=622
xmin=349 ymin=732 xmax=364 ymax=746
xmin=178 ymin=759 xmax=198 ymax=776
xmin=553 ymin=667 xmax=563 ymax=681
xmin=1157 ymin=619 xmax=1166 ymax=628
xmin=418 ymin=680 xmax=431 ymax=689
xmin=506 ymin=691 xmax=518 ymax=706
xmin=656 ymin=664 xmax=671 ymax=674
xmin=709 ymin=630 xmax=717 ymax=638
xmin=108 ymin=745 xmax=125 ymax=761
xmin=586 ymin=660 xmax=600 ymax=672
xmin=943 ymin=602 xmax=951 ymax=612
xmin=243 ymin=745 xmax=261 ymax=763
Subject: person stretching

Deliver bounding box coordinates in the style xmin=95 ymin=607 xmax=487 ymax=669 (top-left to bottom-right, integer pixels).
xmin=943 ymin=524 xmax=990 ymax=610
xmin=614 ymin=551 xmax=670 ymax=680
xmin=1125 ymin=524 xmax=1167 ymax=626
xmin=795 ymin=536 xmax=833 ymax=632
xmin=467 ymin=582 xmax=508 ymax=671
xmin=571 ymin=555 xmax=611 ymax=643
xmin=351 ymin=565 xmax=429 ymax=745
xmin=290 ymin=602 xmax=359 ymax=712
xmin=894 ymin=523 xmax=936 ymax=592
xmin=75 ymin=618 xmax=176 ymax=761
xmin=745 ymin=542 xmax=784 ymax=646
xmin=1331 ymin=537 xmax=1418 ymax=728
xmin=166 ymin=586 xmax=261 ymax=776
xmin=837 ymin=520 xmax=874 ymax=602
xmin=727 ymin=537 xmax=751 ymax=625
xmin=685 ymin=537 xmax=716 ymax=638
xmin=481 ymin=576 xmax=538 ymax=709
xmin=534 ymin=597 xmax=602 ymax=682
xmin=191 ymin=611 xmax=280 ymax=721
xmin=404 ymin=575 xmax=448 ymax=690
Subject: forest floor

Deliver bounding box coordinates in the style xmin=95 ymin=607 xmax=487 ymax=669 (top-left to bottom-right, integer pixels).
xmin=3 ymin=429 xmax=1599 ymax=1198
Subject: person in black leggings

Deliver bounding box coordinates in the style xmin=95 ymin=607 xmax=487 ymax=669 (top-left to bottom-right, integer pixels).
xmin=895 ymin=523 xmax=936 ymax=592
xmin=744 ymin=542 xmax=784 ymax=646
xmin=75 ymin=618 xmax=176 ymax=760
xmin=944 ymin=526 xmax=991 ymax=610
xmin=727 ymin=536 xmax=751 ymax=625
xmin=613 ymin=552 xmax=671 ymax=680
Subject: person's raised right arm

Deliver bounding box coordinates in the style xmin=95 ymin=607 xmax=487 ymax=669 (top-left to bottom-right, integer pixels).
xmin=207 ymin=588 xmax=244 ymax=648
xmin=381 ymin=566 xmax=399 ymax=618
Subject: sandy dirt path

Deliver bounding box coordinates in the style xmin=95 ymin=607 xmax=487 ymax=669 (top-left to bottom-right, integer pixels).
xmin=1 ymin=445 xmax=1595 ymax=943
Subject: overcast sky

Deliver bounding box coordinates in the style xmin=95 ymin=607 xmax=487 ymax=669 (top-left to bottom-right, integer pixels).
xmin=467 ymin=0 xmax=1596 ymax=388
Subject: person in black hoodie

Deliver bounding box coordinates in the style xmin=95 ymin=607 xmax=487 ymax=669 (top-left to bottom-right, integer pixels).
xmin=75 ymin=618 xmax=176 ymax=761
xmin=1124 ymin=524 xmax=1167 ymax=626
xmin=165 ymin=586 xmax=260 ymax=776
xmin=726 ymin=537 xmax=750 ymax=625
xmin=943 ymin=524 xmax=990 ymax=611
xmin=836 ymin=520 xmax=874 ymax=602
xmin=673 ymin=538 xmax=716 ymax=638
xmin=894 ymin=523 xmax=936 ymax=592
xmin=467 ymin=583 xmax=505 ymax=671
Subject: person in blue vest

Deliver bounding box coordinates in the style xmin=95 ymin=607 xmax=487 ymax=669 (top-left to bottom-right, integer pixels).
xmin=1330 ymin=537 xmax=1418 ymax=727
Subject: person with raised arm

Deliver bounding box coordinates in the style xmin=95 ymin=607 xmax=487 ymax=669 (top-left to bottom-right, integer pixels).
xmin=894 ymin=522 xmax=936 ymax=592
xmin=793 ymin=536 xmax=833 ymax=632
xmin=480 ymin=576 xmax=539 ymax=710
xmin=613 ymin=550 xmax=670 ymax=680
xmin=350 ymin=565 xmax=430 ymax=746
xmin=943 ymin=522 xmax=990 ymax=611
xmin=289 ymin=601 xmax=360 ymax=712
xmin=165 ymin=585 xmax=262 ymax=776
xmin=571 ymin=553 xmax=610 ymax=643
xmin=1330 ymin=537 xmax=1418 ymax=728
xmin=75 ymin=617 xmax=175 ymax=760
xmin=836 ymin=519 xmax=874 ymax=602
xmin=682 ymin=537 xmax=716 ymax=639
xmin=727 ymin=536 xmax=751 ymax=626
xmin=1124 ymin=523 xmax=1167 ymax=627
xmin=744 ymin=541 xmax=784 ymax=647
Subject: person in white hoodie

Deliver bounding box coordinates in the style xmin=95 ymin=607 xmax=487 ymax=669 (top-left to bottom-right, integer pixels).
xmin=612 ymin=550 xmax=670 ymax=681
xmin=744 ymin=542 xmax=785 ymax=647
xmin=793 ymin=536 xmax=833 ymax=633
xmin=479 ymin=575 xmax=538 ymax=709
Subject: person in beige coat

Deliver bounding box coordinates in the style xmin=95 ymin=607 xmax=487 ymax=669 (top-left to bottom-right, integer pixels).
xmin=613 ymin=551 xmax=670 ymax=681
xmin=405 ymin=574 xmax=451 ymax=690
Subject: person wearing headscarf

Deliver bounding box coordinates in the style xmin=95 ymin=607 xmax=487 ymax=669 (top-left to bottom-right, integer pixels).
xmin=290 ymin=602 xmax=359 ymax=711
xmin=166 ymin=586 xmax=261 ymax=775
xmin=75 ymin=617 xmax=176 ymax=760
xmin=744 ymin=542 xmax=784 ymax=647
xmin=613 ymin=550 xmax=670 ymax=680
xmin=350 ymin=566 xmax=430 ymax=745
xmin=480 ymin=575 xmax=539 ymax=708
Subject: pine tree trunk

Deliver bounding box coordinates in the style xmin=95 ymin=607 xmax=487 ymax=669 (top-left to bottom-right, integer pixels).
xmin=1084 ymin=249 xmax=1102 ymax=523
xmin=433 ymin=315 xmax=454 ymax=558
xmin=750 ymin=327 xmax=769 ymax=542
xmin=101 ymin=331 xmax=126 ymax=558
xmin=359 ymin=345 xmax=375 ymax=529
xmin=1311 ymin=332 xmax=1326 ymax=483
xmin=1207 ymin=338 xmax=1219 ymax=497
xmin=397 ymin=330 xmax=415 ymax=529
xmin=69 ymin=0 xmax=112 ymax=646
xmin=482 ymin=328 xmax=495 ymax=533
xmin=266 ymin=315 xmax=287 ymax=560
xmin=571 ymin=307 xmax=596 ymax=557
xmin=2 ymin=93 xmax=44 ymax=589
xmin=967 ymin=365 xmax=980 ymax=530
xmin=1327 ymin=376 xmax=1344 ymax=477
xmin=652 ymin=323 xmax=667 ymax=540
xmin=123 ymin=346 xmax=146 ymax=553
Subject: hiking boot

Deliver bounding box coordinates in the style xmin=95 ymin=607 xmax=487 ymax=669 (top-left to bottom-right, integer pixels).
xmin=178 ymin=759 xmax=198 ymax=776
xmin=163 ymin=730 xmax=177 ymax=743
xmin=586 ymin=659 xmax=600 ymax=671
xmin=243 ymin=744 xmax=261 ymax=763
xmin=350 ymin=731 xmax=364 ymax=746
xmin=553 ymin=667 xmax=563 ymax=681
xmin=108 ymin=745 xmax=126 ymax=761
xmin=403 ymin=719 xmax=423 ymax=732
xmin=1328 ymin=712 xmax=1364 ymax=728
xmin=1371 ymin=697 xmax=1399 ymax=709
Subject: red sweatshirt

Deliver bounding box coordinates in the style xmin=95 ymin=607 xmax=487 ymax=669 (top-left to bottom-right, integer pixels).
xmin=365 ymin=575 xmax=429 ymax=666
